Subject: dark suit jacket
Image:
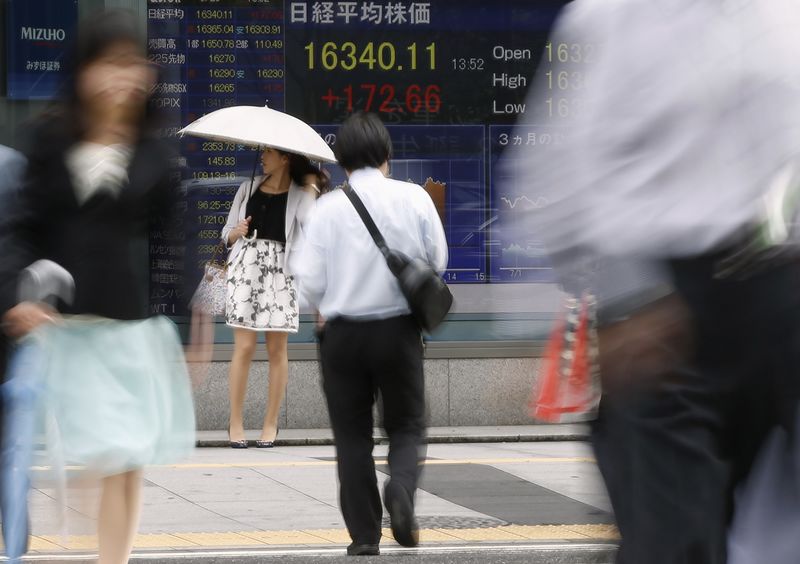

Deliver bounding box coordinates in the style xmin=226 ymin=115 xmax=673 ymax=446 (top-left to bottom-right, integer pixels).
xmin=0 ymin=119 xmax=179 ymax=322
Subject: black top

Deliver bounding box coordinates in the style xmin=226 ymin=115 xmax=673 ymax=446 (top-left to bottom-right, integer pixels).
xmin=0 ymin=118 xmax=180 ymax=320
xmin=246 ymin=189 xmax=288 ymax=243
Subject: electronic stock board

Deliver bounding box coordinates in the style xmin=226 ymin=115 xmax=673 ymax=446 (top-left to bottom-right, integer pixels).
xmin=147 ymin=0 xmax=585 ymax=314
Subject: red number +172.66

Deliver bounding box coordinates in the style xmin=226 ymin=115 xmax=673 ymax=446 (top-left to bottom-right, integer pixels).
xmin=320 ymin=84 xmax=442 ymax=114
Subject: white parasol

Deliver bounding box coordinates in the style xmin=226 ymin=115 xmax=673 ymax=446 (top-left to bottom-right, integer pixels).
xmin=179 ymin=105 xmax=336 ymax=163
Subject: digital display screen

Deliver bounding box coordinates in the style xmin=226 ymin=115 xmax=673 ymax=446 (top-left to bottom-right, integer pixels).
xmin=146 ymin=0 xmax=575 ymax=315
xmin=5 ymin=0 xmax=78 ymax=100
xmin=284 ymin=0 xmax=566 ymax=125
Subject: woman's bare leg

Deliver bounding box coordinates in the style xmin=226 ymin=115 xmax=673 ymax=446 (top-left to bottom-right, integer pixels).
xmin=228 ymin=328 xmax=258 ymax=442
xmin=260 ymin=331 xmax=289 ymax=442
xmin=98 ymin=469 xmax=143 ymax=564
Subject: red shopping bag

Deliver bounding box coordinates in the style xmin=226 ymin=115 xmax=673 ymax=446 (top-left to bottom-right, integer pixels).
xmin=531 ymin=294 xmax=600 ymax=422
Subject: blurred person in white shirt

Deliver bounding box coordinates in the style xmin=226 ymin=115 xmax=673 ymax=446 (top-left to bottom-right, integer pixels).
xmin=506 ymin=1 xmax=800 ymax=563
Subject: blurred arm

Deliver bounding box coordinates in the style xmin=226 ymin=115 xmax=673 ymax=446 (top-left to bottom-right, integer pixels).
xmin=0 ymin=146 xmax=53 ymax=336
xmin=0 ymin=147 xmax=42 ymax=317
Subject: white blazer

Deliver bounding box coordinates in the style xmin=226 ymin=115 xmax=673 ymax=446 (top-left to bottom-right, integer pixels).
xmin=221 ymin=176 xmax=315 ymax=276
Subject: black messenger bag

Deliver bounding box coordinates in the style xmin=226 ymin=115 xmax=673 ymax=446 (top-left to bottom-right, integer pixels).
xmin=344 ymin=184 xmax=453 ymax=332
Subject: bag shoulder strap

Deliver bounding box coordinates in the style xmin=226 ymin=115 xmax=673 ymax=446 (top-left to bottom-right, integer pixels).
xmin=343 ymin=182 xmax=390 ymax=258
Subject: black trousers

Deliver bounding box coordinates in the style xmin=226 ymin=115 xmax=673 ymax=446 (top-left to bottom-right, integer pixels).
xmin=592 ymin=257 xmax=800 ymax=564
xmin=320 ymin=315 xmax=426 ymax=545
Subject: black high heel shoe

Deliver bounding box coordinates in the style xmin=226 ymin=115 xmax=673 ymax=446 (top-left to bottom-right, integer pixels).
xmin=228 ymin=429 xmax=248 ymax=449
xmin=255 ymin=428 xmax=279 ymax=448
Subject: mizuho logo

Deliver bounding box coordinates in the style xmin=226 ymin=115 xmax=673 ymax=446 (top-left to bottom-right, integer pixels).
xmin=20 ymin=27 xmax=66 ymax=41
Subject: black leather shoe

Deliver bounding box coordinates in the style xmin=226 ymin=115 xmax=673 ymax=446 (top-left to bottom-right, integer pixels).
xmin=384 ymin=481 xmax=419 ymax=547
xmin=346 ymin=543 xmax=380 ymax=556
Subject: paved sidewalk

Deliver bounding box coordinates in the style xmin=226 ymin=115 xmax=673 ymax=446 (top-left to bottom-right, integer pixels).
xmin=23 ymin=434 xmax=616 ymax=561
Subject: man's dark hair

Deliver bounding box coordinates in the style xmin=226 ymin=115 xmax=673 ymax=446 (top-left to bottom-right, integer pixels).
xmin=334 ymin=112 xmax=392 ymax=171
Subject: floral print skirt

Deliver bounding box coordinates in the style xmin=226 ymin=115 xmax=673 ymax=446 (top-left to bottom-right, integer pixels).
xmin=225 ymin=237 xmax=299 ymax=332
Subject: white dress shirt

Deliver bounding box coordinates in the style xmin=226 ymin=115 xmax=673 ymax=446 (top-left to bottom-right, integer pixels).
xmin=509 ymin=0 xmax=800 ymax=259
xmin=295 ymin=167 xmax=448 ymax=320
xmin=66 ymin=143 xmax=132 ymax=206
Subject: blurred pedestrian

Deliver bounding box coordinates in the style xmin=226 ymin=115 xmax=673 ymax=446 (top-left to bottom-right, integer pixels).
xmin=0 ymin=11 xmax=195 ymax=564
xmin=0 ymin=145 xmax=29 ymax=560
xmin=507 ymin=1 xmax=800 ymax=563
xmin=221 ymin=148 xmax=325 ymax=448
xmin=0 ymin=145 xmax=26 ymax=196
xmin=296 ymin=112 xmax=448 ymax=556
xmin=0 ymin=144 xmax=27 ymax=393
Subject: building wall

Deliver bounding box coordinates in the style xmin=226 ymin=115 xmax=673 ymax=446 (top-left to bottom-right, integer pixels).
xmin=193 ymin=357 xmax=542 ymax=430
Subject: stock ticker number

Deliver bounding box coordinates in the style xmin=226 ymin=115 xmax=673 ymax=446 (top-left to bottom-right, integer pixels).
xmin=305 ymin=41 xmax=436 ymax=71
xmin=321 ymin=84 xmax=442 ymax=114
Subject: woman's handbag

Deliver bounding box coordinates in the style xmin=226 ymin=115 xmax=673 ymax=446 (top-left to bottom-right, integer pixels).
xmin=530 ymin=293 xmax=600 ymax=422
xmin=344 ymin=184 xmax=453 ymax=333
xmin=189 ymin=242 xmax=227 ymax=316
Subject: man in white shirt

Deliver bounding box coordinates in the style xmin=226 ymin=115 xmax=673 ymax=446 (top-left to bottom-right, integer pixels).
xmin=296 ymin=113 xmax=448 ymax=556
